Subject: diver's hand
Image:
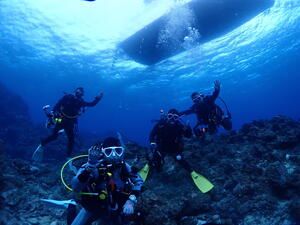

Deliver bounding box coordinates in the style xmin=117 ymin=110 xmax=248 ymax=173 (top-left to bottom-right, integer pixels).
xmin=214 ymin=80 xmax=221 ymax=90
xmin=123 ymin=199 xmax=135 ymax=215
xmin=95 ymin=93 xmax=104 ymax=100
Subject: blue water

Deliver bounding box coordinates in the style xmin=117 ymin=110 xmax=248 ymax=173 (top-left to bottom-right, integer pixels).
xmin=0 ymin=0 xmax=299 ymax=145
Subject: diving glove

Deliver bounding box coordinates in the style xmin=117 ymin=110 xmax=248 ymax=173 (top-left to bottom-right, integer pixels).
xmin=123 ymin=199 xmax=135 ymax=215
xmin=32 ymin=144 xmax=44 ymax=162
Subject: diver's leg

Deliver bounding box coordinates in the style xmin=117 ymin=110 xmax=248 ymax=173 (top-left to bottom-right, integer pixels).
xmin=33 ymin=123 xmax=62 ymax=161
xmin=207 ymin=123 xmax=217 ymax=134
xmin=71 ymin=208 xmax=97 ymax=225
xmin=63 ymin=120 xmax=78 ymax=174
xmin=194 ymin=121 xmax=208 ymax=137
xmin=41 ymin=123 xmax=62 ymax=146
xmin=176 ymin=158 xmax=192 ymax=173
xmin=64 ymin=120 xmax=75 ymax=157
xmin=221 ymin=117 xmax=232 ymax=130
xmin=67 ymin=204 xmax=77 ymax=225
xmin=193 ymin=121 xmax=201 ymax=136
xmin=151 ymin=149 xmax=165 ymax=172
xmin=173 ymin=149 xmax=192 ymax=173
xmin=110 ymin=213 xmax=124 ymax=225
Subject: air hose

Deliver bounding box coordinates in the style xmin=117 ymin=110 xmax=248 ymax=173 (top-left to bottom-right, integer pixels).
xmin=218 ymin=97 xmax=232 ymax=118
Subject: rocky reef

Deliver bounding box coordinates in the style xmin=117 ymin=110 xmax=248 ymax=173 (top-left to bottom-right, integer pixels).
xmin=1 ymin=115 xmax=299 ymax=225
xmin=0 ymin=82 xmax=33 ymax=158
xmin=1 ymin=83 xmax=299 ymax=225
xmin=137 ymin=116 xmax=300 ymax=225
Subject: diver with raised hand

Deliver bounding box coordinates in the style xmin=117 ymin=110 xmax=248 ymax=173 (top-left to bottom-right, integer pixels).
xmin=139 ymin=109 xmax=213 ymax=193
xmin=32 ymin=87 xmax=103 ymax=162
xmin=181 ymin=80 xmax=232 ymax=136
xmin=70 ymin=137 xmax=144 ymax=225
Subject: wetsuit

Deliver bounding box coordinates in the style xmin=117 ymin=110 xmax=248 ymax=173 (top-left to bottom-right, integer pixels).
xmin=41 ymin=94 xmax=100 ymax=156
xmin=181 ymin=88 xmax=232 ymax=134
xmin=149 ymin=119 xmax=192 ymax=172
xmin=71 ymin=161 xmax=143 ymax=225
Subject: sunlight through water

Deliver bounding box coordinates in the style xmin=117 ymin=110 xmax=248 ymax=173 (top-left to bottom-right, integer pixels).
xmin=0 ymin=0 xmax=299 ymax=104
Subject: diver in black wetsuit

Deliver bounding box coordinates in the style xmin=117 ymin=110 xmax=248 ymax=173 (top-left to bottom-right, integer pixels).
xmin=140 ymin=109 xmax=214 ymax=193
xmin=32 ymin=87 xmax=103 ymax=162
xmin=149 ymin=109 xmax=193 ymax=172
xmin=181 ymin=80 xmax=232 ymax=136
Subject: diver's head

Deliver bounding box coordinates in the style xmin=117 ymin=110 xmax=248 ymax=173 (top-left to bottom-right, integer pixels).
xmin=101 ymin=137 xmax=124 ymax=164
xmin=166 ymin=109 xmax=180 ymax=124
xmin=75 ymin=87 xmax=84 ymax=98
xmin=88 ymin=143 xmax=104 ymax=166
xmin=191 ymin=92 xmax=204 ymax=103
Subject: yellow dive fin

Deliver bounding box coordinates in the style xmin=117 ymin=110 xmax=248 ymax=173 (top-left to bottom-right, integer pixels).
xmin=138 ymin=163 xmax=150 ymax=182
xmin=191 ymin=171 xmax=214 ymax=193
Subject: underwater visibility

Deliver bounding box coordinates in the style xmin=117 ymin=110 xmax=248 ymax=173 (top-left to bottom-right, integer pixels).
xmin=0 ymin=0 xmax=300 ymax=224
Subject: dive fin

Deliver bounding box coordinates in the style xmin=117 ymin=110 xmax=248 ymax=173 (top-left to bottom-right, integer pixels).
xmin=138 ymin=163 xmax=150 ymax=182
xmin=32 ymin=145 xmax=44 ymax=162
xmin=40 ymin=199 xmax=77 ymax=209
xmin=190 ymin=171 xmax=214 ymax=193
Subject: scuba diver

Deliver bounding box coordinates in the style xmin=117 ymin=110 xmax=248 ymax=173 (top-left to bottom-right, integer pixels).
xmin=149 ymin=109 xmax=193 ymax=172
xmin=180 ymin=80 xmax=232 ymax=136
xmin=32 ymin=87 xmax=103 ymax=162
xmin=69 ymin=137 xmax=144 ymax=225
xmin=139 ymin=109 xmax=213 ymax=193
